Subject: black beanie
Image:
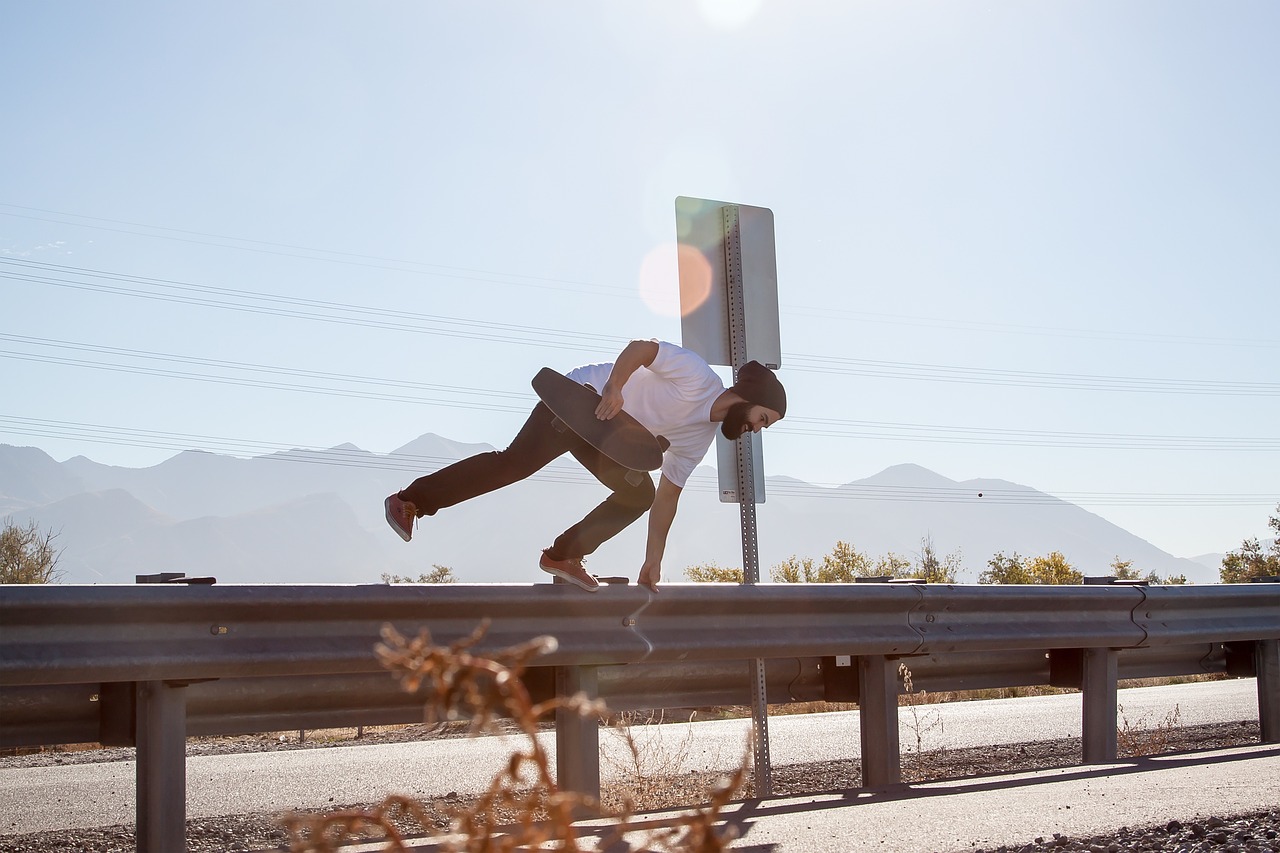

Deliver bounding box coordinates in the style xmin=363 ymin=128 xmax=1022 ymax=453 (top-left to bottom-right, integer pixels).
xmin=729 ymin=361 xmax=787 ymax=418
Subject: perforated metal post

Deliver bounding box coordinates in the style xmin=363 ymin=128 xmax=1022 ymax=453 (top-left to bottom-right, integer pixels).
xmin=723 ymin=204 xmax=772 ymax=796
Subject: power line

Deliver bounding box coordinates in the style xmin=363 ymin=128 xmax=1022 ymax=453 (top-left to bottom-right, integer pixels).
xmin=5 ymin=203 xmax=1277 ymax=351
xmin=756 ymin=480 xmax=1275 ymax=507
xmin=781 ymin=418 xmax=1280 ymax=451
xmin=0 ymin=415 xmax=591 ymax=488
xmin=0 ymin=257 xmax=628 ymax=355
xmin=2 ymin=415 xmax=1273 ymax=509
xmin=0 ymin=333 xmax=536 ymax=414
xmin=782 ymin=304 xmax=1280 ymax=350
xmin=5 ymin=209 xmax=1274 ymax=517
xmin=6 ymin=257 xmax=1277 ymax=397
xmin=2 ymin=333 xmax=1275 ymax=452
xmin=0 ymin=204 xmax=638 ymax=300
xmin=787 ymin=354 xmax=1280 ymax=396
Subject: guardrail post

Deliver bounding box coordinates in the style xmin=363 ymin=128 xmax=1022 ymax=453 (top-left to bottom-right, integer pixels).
xmin=1257 ymin=639 xmax=1279 ymax=743
xmin=136 ymin=680 xmax=188 ymax=853
xmin=555 ymin=665 xmax=600 ymax=803
xmin=1081 ymin=647 xmax=1118 ymax=763
xmin=858 ymin=655 xmax=900 ymax=787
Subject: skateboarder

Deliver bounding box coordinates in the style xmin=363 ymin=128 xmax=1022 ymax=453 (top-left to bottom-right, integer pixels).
xmin=383 ymin=339 xmax=786 ymax=593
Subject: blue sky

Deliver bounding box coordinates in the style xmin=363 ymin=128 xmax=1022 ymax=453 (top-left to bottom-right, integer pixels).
xmin=3 ymin=0 xmax=1277 ymax=559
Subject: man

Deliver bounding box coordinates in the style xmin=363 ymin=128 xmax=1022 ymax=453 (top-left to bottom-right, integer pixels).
xmin=384 ymin=339 xmax=786 ymax=593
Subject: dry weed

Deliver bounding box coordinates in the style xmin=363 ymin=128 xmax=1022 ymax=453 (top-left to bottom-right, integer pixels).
xmin=284 ymin=621 xmax=746 ymax=853
xmin=603 ymin=709 xmax=703 ymax=807
xmin=1117 ymin=703 xmax=1183 ymax=757
xmin=898 ymin=663 xmax=946 ymax=772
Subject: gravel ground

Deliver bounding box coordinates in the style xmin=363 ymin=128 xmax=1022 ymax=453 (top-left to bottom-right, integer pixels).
xmin=0 ymin=720 xmax=1273 ymax=853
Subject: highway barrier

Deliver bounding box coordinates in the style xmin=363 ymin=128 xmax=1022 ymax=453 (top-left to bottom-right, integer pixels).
xmin=2 ymin=580 xmax=1277 ymax=852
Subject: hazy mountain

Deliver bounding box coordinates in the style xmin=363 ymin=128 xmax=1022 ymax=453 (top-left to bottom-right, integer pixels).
xmin=1189 ymin=553 xmax=1227 ymax=575
xmin=2 ymin=487 xmax=405 ymax=584
xmin=0 ymin=444 xmax=85 ymax=507
xmin=1 ymin=440 xmax=1217 ymax=586
xmin=1187 ymin=541 xmax=1275 ymax=583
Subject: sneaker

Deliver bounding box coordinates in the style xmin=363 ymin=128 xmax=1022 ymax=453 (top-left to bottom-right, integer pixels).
xmin=539 ymin=550 xmax=599 ymax=593
xmin=384 ymin=493 xmax=417 ymax=542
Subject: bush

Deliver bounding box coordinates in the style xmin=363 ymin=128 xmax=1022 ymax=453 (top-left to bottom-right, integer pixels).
xmin=0 ymin=518 xmax=62 ymax=584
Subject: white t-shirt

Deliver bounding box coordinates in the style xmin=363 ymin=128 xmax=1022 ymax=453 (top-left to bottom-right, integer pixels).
xmin=566 ymin=341 xmax=723 ymax=488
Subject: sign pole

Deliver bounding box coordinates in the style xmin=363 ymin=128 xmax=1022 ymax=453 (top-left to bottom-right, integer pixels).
xmin=722 ymin=204 xmax=773 ymax=796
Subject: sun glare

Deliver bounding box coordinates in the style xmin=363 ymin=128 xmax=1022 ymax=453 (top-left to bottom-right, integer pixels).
xmin=638 ymin=242 xmax=714 ymax=318
xmin=696 ymin=0 xmax=766 ymax=30
xmin=639 ymin=243 xmax=681 ymax=317
xmin=676 ymin=243 xmax=714 ymax=317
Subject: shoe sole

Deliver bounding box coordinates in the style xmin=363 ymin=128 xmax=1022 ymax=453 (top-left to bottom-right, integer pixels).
xmin=539 ymin=562 xmax=599 ymax=592
xmin=384 ymin=496 xmax=412 ymax=542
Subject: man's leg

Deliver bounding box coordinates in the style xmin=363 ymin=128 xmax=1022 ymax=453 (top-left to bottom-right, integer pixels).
xmin=396 ymin=403 xmax=572 ymax=517
xmin=545 ymin=444 xmax=656 ymax=561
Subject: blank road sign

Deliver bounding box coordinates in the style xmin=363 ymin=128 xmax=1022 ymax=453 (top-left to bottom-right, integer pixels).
xmin=716 ymin=432 xmax=765 ymax=504
xmin=675 ymin=196 xmax=781 ymax=369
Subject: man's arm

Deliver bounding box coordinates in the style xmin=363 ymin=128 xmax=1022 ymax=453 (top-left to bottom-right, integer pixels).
xmin=596 ymin=339 xmax=659 ymax=421
xmin=638 ymin=474 xmax=681 ymax=592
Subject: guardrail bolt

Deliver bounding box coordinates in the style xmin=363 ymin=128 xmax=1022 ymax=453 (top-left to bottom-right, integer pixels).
xmin=210 ymin=625 xmax=228 ymax=636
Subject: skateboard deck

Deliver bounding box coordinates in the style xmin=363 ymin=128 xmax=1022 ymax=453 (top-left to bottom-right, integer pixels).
xmin=532 ymin=367 xmax=669 ymax=476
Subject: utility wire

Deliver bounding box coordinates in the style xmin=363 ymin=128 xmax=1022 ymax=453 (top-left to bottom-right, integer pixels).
xmin=6 ymin=210 xmax=1274 ymax=515
xmin=6 ymin=203 xmax=1277 ymax=350
xmin=0 ymin=205 xmax=637 ymax=300
xmin=5 ymin=257 xmax=1277 ymax=396
xmin=781 ymin=304 xmax=1280 ymax=350
xmin=1 ymin=334 xmax=1276 ymax=451
xmin=0 ymin=415 xmax=593 ymax=488
xmin=3 ymin=415 xmax=1272 ymax=508
xmin=0 ymin=257 xmax=627 ymax=355
xmin=0 ymin=333 xmax=534 ymax=414
xmin=787 ymin=354 xmax=1280 ymax=396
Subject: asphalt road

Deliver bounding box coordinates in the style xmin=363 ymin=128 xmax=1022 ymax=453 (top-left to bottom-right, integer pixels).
xmin=0 ymin=679 xmax=1265 ymax=836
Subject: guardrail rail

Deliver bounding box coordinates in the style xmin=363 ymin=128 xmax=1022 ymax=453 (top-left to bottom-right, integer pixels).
xmin=2 ymin=580 xmax=1277 ymax=852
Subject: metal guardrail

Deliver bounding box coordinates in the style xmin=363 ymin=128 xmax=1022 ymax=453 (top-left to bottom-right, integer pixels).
xmin=0 ymin=643 xmax=1237 ymax=748
xmin=1 ymin=581 xmax=1277 ymax=853
xmin=4 ymin=582 xmax=1278 ymax=682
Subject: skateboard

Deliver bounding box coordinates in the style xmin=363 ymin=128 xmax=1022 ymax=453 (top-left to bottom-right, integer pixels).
xmin=532 ymin=367 xmax=670 ymax=486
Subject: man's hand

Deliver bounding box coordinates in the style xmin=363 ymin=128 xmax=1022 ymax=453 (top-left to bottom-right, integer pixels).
xmin=596 ymin=340 xmax=658 ymax=420
xmin=595 ymin=383 xmax=625 ymax=420
xmin=640 ymin=475 xmax=682 ymax=594
xmin=638 ymin=558 xmax=662 ymax=593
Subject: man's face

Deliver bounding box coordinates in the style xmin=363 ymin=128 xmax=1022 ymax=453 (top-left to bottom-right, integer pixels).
xmin=721 ymin=402 xmax=782 ymax=440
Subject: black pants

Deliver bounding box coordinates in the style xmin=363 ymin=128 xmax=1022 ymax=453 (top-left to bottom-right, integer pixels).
xmin=398 ymin=402 xmax=656 ymax=560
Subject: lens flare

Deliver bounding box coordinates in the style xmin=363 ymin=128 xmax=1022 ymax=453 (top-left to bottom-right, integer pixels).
xmin=676 ymin=243 xmax=713 ymax=318
xmin=638 ymin=243 xmax=713 ymax=318
xmin=638 ymin=243 xmax=680 ymax=317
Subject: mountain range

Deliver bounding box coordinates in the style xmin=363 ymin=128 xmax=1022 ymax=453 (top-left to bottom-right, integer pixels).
xmin=0 ymin=438 xmax=1222 ymax=586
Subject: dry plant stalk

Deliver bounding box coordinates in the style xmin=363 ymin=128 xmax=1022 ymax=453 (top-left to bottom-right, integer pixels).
xmin=897 ymin=663 xmax=946 ymax=773
xmin=284 ymin=620 xmax=745 ymax=853
xmin=604 ymin=710 xmax=700 ymax=807
xmin=1117 ymin=703 xmax=1183 ymax=757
